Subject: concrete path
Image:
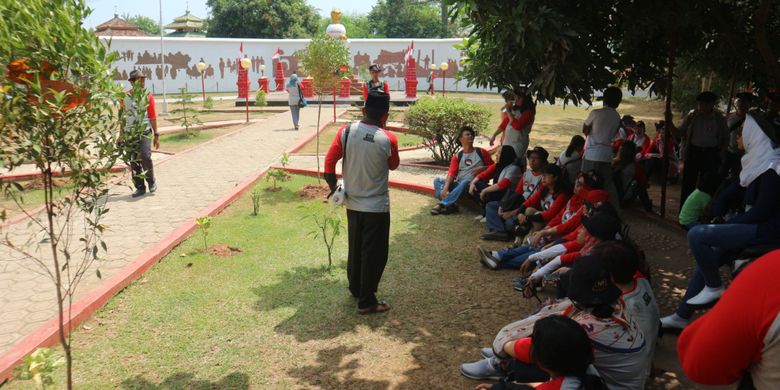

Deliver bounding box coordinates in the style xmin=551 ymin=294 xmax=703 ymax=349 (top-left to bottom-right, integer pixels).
xmin=0 ymin=107 xmax=344 ymax=354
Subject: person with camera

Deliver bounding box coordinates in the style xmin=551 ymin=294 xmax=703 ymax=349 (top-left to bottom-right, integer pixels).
xmin=323 ymin=91 xmax=399 ymax=315
xmin=120 ymin=70 xmax=159 ymax=198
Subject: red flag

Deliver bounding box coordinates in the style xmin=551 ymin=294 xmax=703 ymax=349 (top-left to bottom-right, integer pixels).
xmin=240 ymin=42 xmax=244 ymax=53
xmin=271 ymin=48 xmax=282 ymax=60
xmin=403 ymin=40 xmax=414 ymax=62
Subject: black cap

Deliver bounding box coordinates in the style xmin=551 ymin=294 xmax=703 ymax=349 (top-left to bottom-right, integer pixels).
xmin=621 ymin=115 xmax=635 ymax=124
xmin=543 ymin=163 xmax=563 ymax=177
xmin=566 ymin=255 xmax=622 ymax=306
xmin=527 ymin=146 xmax=549 ymax=161
xmin=582 ymin=209 xmax=621 ymax=241
xmin=368 ymin=64 xmax=381 ymax=72
xmin=696 ymin=91 xmax=718 ymax=103
xmin=128 ymin=69 xmax=145 ymax=81
xmin=365 ymin=90 xmax=390 ymax=111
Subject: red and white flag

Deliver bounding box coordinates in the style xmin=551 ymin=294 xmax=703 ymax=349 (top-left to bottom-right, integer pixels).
xmin=271 ymin=48 xmax=282 ymax=60
xmin=403 ymin=40 xmax=414 ymax=62
xmin=239 ymin=42 xmax=244 ymax=54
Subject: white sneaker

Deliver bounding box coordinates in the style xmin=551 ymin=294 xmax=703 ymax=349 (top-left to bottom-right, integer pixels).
xmin=686 ymin=286 xmax=724 ymax=306
xmin=660 ymin=313 xmax=689 ymax=330
xmin=479 ymin=217 xmax=486 ymax=223
xmin=474 ymin=215 xmax=484 ymax=221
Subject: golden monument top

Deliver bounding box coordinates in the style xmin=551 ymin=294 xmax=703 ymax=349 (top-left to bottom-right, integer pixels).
xmin=331 ymin=8 xmax=342 ymax=24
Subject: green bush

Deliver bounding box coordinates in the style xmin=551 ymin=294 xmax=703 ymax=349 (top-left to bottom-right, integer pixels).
xmin=203 ymin=96 xmax=215 ymax=109
xmin=404 ymin=97 xmax=490 ymax=163
xmin=255 ymin=90 xmax=267 ymax=107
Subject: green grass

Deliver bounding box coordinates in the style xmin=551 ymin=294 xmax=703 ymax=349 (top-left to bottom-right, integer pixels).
xmin=158 ymin=125 xmax=244 ymax=153
xmin=157 ymin=112 xmax=272 ymax=127
xmin=296 ymin=124 xmax=425 ymax=154
xmin=4 ymin=174 xmax=539 ymax=389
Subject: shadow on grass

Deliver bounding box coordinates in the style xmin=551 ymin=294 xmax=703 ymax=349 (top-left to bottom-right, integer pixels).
xmin=250 ymin=201 xmax=515 ymax=389
xmin=120 ymin=372 xmax=249 ymax=390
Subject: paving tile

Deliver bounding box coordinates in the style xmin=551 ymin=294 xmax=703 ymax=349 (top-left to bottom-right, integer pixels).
xmin=0 ymin=109 xmax=339 ymax=355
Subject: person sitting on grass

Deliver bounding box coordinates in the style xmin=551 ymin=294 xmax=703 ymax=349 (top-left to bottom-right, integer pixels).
xmin=556 ymin=135 xmax=586 ymax=187
xmin=481 ymin=147 xmax=548 ymax=242
xmin=641 ymin=121 xmax=680 ymax=183
xmin=612 ymin=141 xmax=653 ymax=212
xmin=627 ymin=121 xmax=652 ymax=157
xmin=461 ymin=255 xmax=648 ymax=390
xmin=477 ymin=174 xmax=605 ymax=271
xmin=517 ymin=206 xmax=622 ymax=292
xmin=510 ymin=164 xmax=572 ymax=241
xmin=591 ymin=240 xmax=659 ymax=380
xmin=527 ymin=172 xmax=605 ymax=247
xmin=472 ymin=315 xmax=607 ymax=390
xmin=661 ymin=115 xmax=780 ymax=331
xmin=468 ymin=151 xmax=525 ymax=221
xmin=678 ymin=172 xmax=720 ymax=230
xmin=432 ymin=126 xmax=494 ymax=215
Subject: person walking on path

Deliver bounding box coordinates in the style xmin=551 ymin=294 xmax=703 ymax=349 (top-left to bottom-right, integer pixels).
xmin=121 ymin=69 xmax=159 ymax=198
xmin=670 ymin=91 xmax=728 ymax=207
xmin=286 ymin=71 xmax=303 ymax=130
xmin=362 ymin=64 xmax=390 ymax=102
xmin=324 ymin=91 xmax=400 ymax=314
xmin=581 ymin=86 xmax=622 ymax=212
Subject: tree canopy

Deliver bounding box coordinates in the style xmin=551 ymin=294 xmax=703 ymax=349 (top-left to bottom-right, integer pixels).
xmin=368 ymin=0 xmax=444 ymax=38
xmin=448 ymin=0 xmax=779 ymax=105
xmin=206 ymin=0 xmax=320 ymax=38
xmin=122 ymin=14 xmax=160 ymax=35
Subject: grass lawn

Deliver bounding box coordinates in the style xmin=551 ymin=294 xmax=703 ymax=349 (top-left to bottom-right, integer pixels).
xmin=1 ymin=179 xmax=74 ymax=219
xmin=295 ymin=123 xmax=425 ymax=154
xmin=339 ymin=109 xmax=407 ymax=123
xmin=4 ymin=174 xmax=538 ymax=389
xmin=158 ymin=125 xmax=245 ymax=153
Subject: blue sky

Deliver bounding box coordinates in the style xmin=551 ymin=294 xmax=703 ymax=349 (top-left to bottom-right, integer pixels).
xmin=84 ymin=0 xmax=378 ymax=28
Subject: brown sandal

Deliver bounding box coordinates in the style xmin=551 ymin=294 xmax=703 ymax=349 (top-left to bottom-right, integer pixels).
xmin=358 ymin=301 xmax=391 ymax=315
xmin=430 ymin=205 xmax=443 ymax=215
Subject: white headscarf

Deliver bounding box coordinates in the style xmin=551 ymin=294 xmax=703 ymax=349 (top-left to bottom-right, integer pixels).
xmin=739 ymin=114 xmax=780 ymax=187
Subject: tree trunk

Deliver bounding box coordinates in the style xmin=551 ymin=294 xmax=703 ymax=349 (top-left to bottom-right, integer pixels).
xmin=754 ymin=0 xmax=780 ymax=87
xmin=441 ymin=2 xmax=448 ymax=38
xmin=661 ymin=32 xmax=677 ymax=219
xmin=316 ymin=95 xmax=322 ymax=184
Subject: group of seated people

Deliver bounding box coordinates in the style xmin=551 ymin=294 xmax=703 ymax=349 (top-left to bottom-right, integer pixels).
xmin=427 ymin=90 xmax=780 ymax=389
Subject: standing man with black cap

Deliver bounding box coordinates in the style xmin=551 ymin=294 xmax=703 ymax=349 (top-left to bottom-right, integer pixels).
xmin=323 ymin=90 xmax=400 ymax=314
xmin=121 ymin=69 xmax=159 ymax=198
xmin=671 ymin=91 xmax=728 ymax=206
xmin=362 ymin=64 xmax=390 ymax=102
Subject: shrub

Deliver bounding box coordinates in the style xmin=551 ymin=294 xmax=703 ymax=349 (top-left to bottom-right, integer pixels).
xmin=171 ymin=87 xmax=202 ymax=137
xmin=203 ymin=96 xmax=215 ymax=109
xmin=255 ymin=90 xmax=267 ymax=107
xmin=404 ymin=97 xmax=490 ymax=163
xmin=195 ymin=216 xmax=212 ymax=252
xmin=250 ymin=186 xmax=262 ymax=216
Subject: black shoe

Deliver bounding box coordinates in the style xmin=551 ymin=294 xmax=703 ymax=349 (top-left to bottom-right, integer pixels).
xmin=481 ymin=231 xmax=511 ymax=242
xmin=148 ymin=181 xmax=157 ymax=193
xmin=512 ymin=276 xmax=530 ymax=291
xmin=131 ymin=188 xmax=146 ymax=198
xmin=440 ymin=204 xmax=459 ymax=215
xmin=477 ymin=247 xmax=499 ymax=269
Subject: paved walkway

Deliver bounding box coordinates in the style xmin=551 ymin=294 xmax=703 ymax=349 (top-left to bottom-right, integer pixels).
xmin=0 ymin=107 xmax=344 ymax=354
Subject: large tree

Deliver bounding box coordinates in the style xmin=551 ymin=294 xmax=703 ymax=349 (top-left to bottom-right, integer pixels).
xmin=368 ymin=0 xmax=444 ymax=38
xmin=122 ymin=14 xmax=160 ymax=35
xmin=206 ymin=0 xmax=319 ymax=38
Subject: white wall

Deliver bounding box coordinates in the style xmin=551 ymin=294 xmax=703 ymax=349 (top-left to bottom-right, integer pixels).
xmin=101 ymin=37 xmax=496 ymax=95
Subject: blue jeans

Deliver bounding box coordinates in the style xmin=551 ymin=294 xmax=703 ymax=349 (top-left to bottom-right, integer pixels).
xmin=433 ymin=177 xmax=470 ymax=207
xmin=486 ymin=201 xmax=516 ymax=233
xmin=676 ymin=223 xmax=758 ymax=319
xmin=496 ymin=245 xmax=539 ymax=269
xmin=290 ymin=105 xmax=300 ymax=128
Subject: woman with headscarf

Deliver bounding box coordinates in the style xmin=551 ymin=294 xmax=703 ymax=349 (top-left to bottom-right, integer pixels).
xmin=286 ymin=71 xmax=302 ymax=130
xmin=661 ymin=114 xmax=780 ymax=331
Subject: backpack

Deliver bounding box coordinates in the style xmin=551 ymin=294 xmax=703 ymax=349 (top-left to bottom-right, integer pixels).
xmin=457 ymin=148 xmax=486 ymax=164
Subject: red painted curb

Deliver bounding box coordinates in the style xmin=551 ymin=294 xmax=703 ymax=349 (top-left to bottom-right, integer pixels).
xmin=0 ymin=165 xmax=271 ymax=382
xmin=275 ymin=166 xmax=435 ymax=196
xmin=0 ymin=112 xmax=338 ymax=382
